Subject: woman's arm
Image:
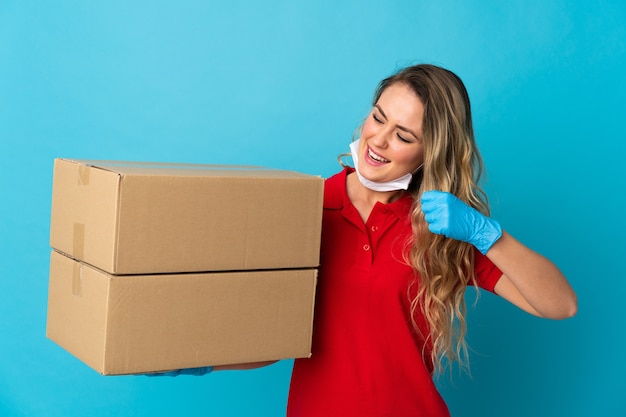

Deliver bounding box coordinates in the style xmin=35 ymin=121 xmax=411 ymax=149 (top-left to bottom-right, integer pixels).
xmin=142 ymin=361 xmax=278 ymax=377
xmin=213 ymin=361 xmax=278 ymax=371
xmin=421 ymin=190 xmax=577 ymax=319
xmin=488 ymin=231 xmax=577 ymax=319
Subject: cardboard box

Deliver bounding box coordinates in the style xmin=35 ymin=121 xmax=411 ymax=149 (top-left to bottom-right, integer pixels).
xmin=46 ymin=250 xmax=317 ymax=375
xmin=49 ymin=158 xmax=324 ymax=275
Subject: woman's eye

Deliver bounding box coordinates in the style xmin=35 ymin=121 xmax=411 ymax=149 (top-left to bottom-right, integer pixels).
xmin=397 ymin=133 xmax=411 ymax=143
xmin=372 ymin=113 xmax=383 ymax=124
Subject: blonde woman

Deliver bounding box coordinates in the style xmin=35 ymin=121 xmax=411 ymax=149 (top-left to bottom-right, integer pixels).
xmin=151 ymin=63 xmax=576 ymax=416
xmin=286 ymin=64 xmax=577 ymax=416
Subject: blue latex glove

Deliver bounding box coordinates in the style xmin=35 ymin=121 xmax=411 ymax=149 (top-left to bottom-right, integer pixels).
xmin=144 ymin=366 xmax=214 ymax=377
xmin=420 ymin=190 xmax=502 ymax=255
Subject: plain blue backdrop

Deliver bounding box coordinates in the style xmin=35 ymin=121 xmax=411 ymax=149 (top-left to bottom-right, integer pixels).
xmin=1 ymin=1 xmax=624 ymax=416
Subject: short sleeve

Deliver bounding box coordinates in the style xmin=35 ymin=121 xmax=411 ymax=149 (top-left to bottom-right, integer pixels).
xmin=473 ymin=249 xmax=502 ymax=293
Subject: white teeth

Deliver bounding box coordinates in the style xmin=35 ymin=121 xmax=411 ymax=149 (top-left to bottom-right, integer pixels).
xmin=368 ymin=148 xmax=390 ymax=163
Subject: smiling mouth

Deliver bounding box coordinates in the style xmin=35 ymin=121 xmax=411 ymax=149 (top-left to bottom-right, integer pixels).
xmin=367 ymin=147 xmax=390 ymax=163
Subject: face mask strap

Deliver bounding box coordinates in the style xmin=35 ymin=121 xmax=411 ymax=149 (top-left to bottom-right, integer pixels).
xmin=412 ymin=164 xmax=424 ymax=174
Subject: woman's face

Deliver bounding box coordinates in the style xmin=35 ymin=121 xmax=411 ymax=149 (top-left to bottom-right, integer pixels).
xmin=357 ymin=82 xmax=425 ymax=184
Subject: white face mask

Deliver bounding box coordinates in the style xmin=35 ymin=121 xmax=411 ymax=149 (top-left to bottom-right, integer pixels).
xmin=349 ymin=139 xmax=415 ymax=192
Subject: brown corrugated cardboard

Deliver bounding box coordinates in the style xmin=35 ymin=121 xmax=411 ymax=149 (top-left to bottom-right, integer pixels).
xmin=46 ymin=250 xmax=317 ymax=375
xmin=49 ymin=158 xmax=324 ymax=274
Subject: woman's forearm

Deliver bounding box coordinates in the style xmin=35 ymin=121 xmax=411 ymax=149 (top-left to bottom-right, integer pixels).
xmin=487 ymin=231 xmax=577 ymax=319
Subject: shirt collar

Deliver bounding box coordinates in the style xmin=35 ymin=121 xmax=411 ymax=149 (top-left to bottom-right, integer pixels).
xmin=325 ymin=167 xmax=415 ymax=219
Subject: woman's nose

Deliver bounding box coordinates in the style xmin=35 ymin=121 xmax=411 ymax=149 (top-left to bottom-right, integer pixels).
xmin=370 ymin=127 xmax=391 ymax=147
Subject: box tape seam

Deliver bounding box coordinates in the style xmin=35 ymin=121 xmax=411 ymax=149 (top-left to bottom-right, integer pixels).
xmin=78 ymin=164 xmax=90 ymax=186
xmin=73 ymin=223 xmax=85 ymax=260
xmin=72 ymin=261 xmax=82 ymax=296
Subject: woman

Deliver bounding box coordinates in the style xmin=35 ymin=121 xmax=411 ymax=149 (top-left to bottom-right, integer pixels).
xmin=285 ymin=64 xmax=577 ymax=416
xmin=155 ymin=64 xmax=576 ymax=416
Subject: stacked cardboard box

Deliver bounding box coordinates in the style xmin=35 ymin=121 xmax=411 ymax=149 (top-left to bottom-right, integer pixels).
xmin=47 ymin=159 xmax=324 ymax=375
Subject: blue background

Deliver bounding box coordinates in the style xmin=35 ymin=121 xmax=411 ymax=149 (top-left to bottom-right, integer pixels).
xmin=1 ymin=1 xmax=624 ymax=416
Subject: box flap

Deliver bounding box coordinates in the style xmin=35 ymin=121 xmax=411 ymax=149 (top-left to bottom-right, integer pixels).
xmin=62 ymin=158 xmax=316 ymax=179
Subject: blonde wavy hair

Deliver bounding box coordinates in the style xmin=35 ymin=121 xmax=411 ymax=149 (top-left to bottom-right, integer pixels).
xmin=371 ymin=64 xmax=491 ymax=374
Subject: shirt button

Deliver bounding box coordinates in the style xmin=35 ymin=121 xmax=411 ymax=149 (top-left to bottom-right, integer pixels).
xmin=363 ymin=244 xmax=370 ymax=251
xmin=371 ymin=226 xmax=379 ymax=232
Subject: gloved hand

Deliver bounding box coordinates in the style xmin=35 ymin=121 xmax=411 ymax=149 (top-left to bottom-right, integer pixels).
xmin=420 ymin=190 xmax=502 ymax=255
xmin=144 ymin=366 xmax=214 ymax=377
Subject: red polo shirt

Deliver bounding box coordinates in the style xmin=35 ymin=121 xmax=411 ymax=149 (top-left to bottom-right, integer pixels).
xmin=287 ymin=168 xmax=502 ymax=417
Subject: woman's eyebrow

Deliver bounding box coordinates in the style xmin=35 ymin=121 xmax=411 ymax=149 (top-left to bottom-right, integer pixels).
xmin=375 ymin=104 xmax=388 ymax=120
xmin=375 ymin=104 xmax=420 ymax=139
